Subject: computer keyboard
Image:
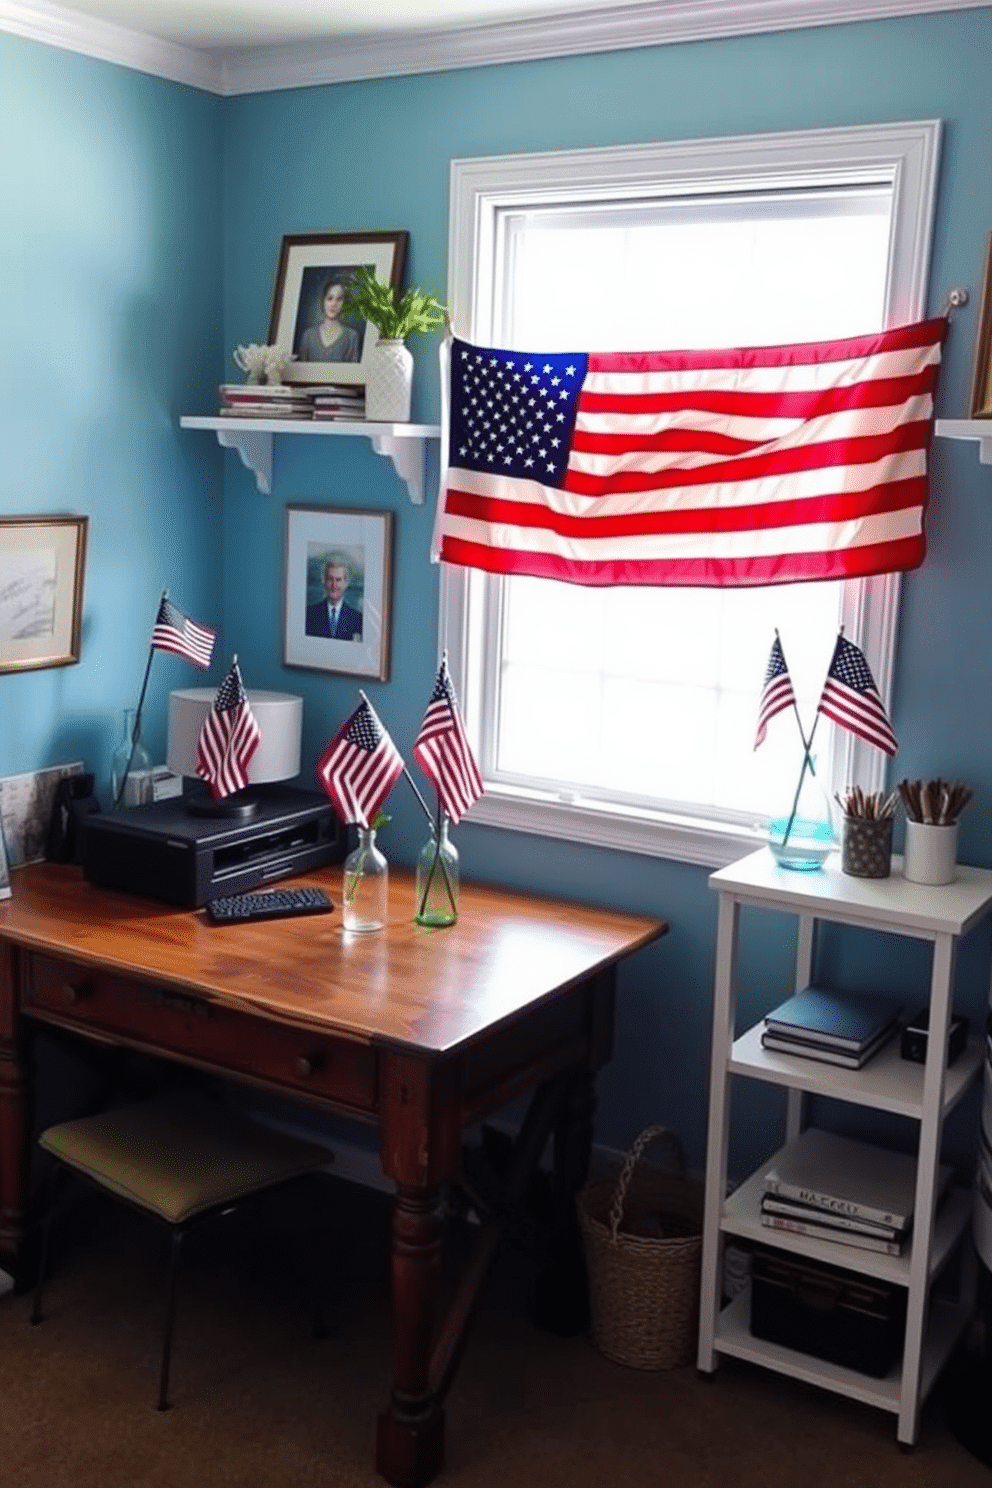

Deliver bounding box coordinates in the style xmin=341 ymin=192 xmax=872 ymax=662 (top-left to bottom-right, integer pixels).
xmin=206 ymin=885 xmax=334 ymax=925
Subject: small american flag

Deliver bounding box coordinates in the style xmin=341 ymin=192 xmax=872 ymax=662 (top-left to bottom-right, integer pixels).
xmin=413 ymin=656 xmax=483 ymax=824
xmin=152 ymin=594 xmax=216 ymax=669
xmin=317 ymin=698 xmax=404 ymax=828
xmin=433 ymin=319 xmax=946 ymax=588
xmin=196 ymin=659 xmax=261 ymax=799
xmin=816 ymin=634 xmax=898 ymax=756
xmin=754 ymin=635 xmax=797 ymax=749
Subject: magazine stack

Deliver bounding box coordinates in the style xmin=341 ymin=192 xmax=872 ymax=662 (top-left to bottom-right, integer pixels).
xmin=309 ymin=384 xmax=366 ymax=421
xmin=218 ymin=383 xmax=313 ymax=418
xmin=760 ymin=984 xmax=903 ymax=1069
xmin=759 ymin=1126 xmax=951 ymax=1256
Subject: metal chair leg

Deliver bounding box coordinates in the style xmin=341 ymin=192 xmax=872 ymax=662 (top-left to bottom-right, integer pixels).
xmin=157 ymin=1229 xmax=185 ymax=1411
xmin=30 ymin=1163 xmax=65 ymax=1326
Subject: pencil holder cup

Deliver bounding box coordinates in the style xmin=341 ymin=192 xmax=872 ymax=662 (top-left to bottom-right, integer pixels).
xmin=841 ymin=815 xmax=893 ymax=879
xmin=903 ymin=820 xmax=958 ymax=886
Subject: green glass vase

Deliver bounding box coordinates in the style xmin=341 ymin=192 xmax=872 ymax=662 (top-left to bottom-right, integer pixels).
xmin=415 ymin=819 xmax=459 ymax=927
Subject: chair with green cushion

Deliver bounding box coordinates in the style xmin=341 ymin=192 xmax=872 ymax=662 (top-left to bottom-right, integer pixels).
xmin=31 ymin=1088 xmax=332 ymax=1410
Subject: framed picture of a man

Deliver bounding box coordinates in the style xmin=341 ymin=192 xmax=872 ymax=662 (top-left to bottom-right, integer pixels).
xmin=268 ymin=231 xmax=408 ymax=387
xmin=283 ymin=505 xmax=394 ymax=679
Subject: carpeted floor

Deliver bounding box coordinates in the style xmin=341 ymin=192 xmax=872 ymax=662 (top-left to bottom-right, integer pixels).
xmin=1 ymin=1173 xmax=990 ymax=1488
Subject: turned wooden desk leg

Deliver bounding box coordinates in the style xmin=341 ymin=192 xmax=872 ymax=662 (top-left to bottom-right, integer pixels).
xmin=376 ymin=1182 xmax=446 ymax=1488
xmin=0 ymin=943 xmax=30 ymax=1284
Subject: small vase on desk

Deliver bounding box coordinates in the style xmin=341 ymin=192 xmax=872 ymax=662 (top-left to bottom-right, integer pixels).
xmin=110 ymin=707 xmax=152 ymax=809
xmin=415 ymin=819 xmax=459 ymax=927
xmin=342 ymin=826 xmax=388 ymax=932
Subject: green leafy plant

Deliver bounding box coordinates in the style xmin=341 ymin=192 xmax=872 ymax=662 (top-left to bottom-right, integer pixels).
xmin=344 ymin=268 xmax=446 ymax=341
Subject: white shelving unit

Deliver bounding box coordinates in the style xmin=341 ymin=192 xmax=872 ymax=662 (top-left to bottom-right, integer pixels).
xmin=698 ymin=847 xmax=992 ymax=1446
xmin=935 ymin=418 xmax=992 ymax=465
xmin=179 ymin=415 xmax=442 ymax=504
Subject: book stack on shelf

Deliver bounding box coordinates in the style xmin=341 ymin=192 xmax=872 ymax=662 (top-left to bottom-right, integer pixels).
xmin=760 ymin=1127 xmax=951 ymax=1256
xmin=310 ymin=384 xmax=366 ymax=421
xmin=760 ymin=984 xmax=903 ymax=1069
xmin=218 ymin=384 xmax=315 ymax=419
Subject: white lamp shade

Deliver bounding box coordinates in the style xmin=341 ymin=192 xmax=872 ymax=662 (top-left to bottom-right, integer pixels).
xmin=167 ymin=688 xmax=303 ymax=784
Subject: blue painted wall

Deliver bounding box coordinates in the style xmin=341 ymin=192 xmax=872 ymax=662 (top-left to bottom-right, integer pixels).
xmin=5 ymin=7 xmax=992 ymax=1180
xmin=1 ymin=31 xmax=223 ymax=782
xmin=219 ymin=8 xmax=992 ymax=1177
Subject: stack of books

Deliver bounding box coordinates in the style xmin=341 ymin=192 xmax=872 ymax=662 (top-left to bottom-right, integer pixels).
xmin=309 ymin=384 xmax=366 ymax=421
xmin=218 ymin=383 xmax=314 ymax=418
xmin=760 ymin=984 xmax=903 ymax=1069
xmin=760 ymin=1127 xmax=951 ymax=1256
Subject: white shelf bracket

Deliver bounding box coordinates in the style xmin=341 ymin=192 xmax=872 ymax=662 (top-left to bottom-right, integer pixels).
xmin=215 ymin=428 xmax=273 ymax=495
xmin=370 ymin=432 xmax=427 ymax=505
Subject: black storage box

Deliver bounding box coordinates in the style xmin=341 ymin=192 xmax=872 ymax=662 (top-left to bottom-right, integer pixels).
xmin=900 ymin=1006 xmax=969 ymax=1067
xmin=750 ymin=1245 xmax=906 ymax=1377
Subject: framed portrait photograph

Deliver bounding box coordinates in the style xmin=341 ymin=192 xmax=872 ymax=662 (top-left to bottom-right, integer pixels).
xmin=969 ymin=230 xmax=992 ymax=418
xmin=267 ymin=231 xmax=408 ymax=387
xmin=0 ymin=516 xmax=87 ymax=674
xmin=283 ymin=504 xmax=394 ymax=679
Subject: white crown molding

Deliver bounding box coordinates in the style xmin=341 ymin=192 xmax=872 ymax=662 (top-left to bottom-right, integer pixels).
xmin=0 ymin=0 xmax=987 ymax=95
xmin=0 ymin=0 xmax=222 ymax=90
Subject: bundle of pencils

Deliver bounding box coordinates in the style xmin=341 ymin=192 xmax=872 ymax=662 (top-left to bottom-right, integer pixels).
xmin=897 ymin=777 xmax=972 ymax=825
xmin=834 ymin=786 xmax=898 ymax=820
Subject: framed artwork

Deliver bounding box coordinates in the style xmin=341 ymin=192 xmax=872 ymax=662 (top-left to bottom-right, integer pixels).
xmin=267 ymin=230 xmax=408 ymax=386
xmin=0 ymin=810 xmax=10 ymax=899
xmin=283 ymin=504 xmax=394 ymax=679
xmin=0 ymin=516 xmax=87 ymax=674
xmin=969 ymin=231 xmax=992 ymax=417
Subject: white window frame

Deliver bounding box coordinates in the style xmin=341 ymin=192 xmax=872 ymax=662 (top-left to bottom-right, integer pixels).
xmin=440 ymin=121 xmax=942 ymax=868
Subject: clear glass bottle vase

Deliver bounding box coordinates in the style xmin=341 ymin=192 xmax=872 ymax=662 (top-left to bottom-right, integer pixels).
xmin=767 ymin=749 xmax=834 ymax=871
xmin=342 ymin=827 xmax=388 ymax=932
xmin=415 ymin=818 xmax=459 ymax=927
xmin=110 ymin=707 xmax=152 ymax=809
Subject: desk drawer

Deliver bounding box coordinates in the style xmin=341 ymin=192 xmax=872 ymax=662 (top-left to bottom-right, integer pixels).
xmin=23 ymin=953 xmax=378 ymax=1116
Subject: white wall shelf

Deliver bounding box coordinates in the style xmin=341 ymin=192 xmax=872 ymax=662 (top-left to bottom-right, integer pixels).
xmin=935 ymin=418 xmax=992 ymax=465
xmin=697 ymin=847 xmax=992 ymax=1448
xmin=180 ymin=416 xmax=441 ymax=504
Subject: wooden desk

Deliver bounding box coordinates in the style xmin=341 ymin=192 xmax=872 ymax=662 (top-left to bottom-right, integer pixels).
xmin=0 ymin=863 xmax=664 ymax=1486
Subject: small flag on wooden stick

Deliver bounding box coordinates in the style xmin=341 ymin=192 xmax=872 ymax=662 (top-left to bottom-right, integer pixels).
xmin=151 ymin=593 xmax=216 ymax=670
xmin=413 ymin=654 xmax=483 ymax=825
xmin=317 ymin=696 xmax=404 ymax=828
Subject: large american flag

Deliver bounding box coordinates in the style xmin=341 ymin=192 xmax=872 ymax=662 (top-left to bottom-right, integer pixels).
xmin=196 ymin=659 xmax=261 ymax=799
xmin=317 ymin=698 xmax=404 ymax=828
xmin=816 ymin=634 xmax=898 ymax=756
xmin=413 ymin=655 xmax=484 ymax=824
xmin=151 ymin=593 xmax=216 ymax=669
xmin=754 ymin=635 xmax=797 ymax=749
xmin=432 ymin=319 xmax=946 ymax=587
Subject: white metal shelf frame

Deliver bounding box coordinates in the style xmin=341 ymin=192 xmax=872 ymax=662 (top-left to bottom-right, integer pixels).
xmin=697 ymin=847 xmax=992 ymax=1447
xmin=179 ymin=415 xmax=442 ymax=504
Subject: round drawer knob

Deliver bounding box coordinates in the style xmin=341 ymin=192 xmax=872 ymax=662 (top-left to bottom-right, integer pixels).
xmin=295 ymin=1053 xmax=323 ymax=1079
xmin=61 ymin=982 xmax=86 ymax=1006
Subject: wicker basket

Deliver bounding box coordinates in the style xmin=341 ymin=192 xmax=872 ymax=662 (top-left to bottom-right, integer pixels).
xmin=576 ymin=1125 xmax=703 ymax=1370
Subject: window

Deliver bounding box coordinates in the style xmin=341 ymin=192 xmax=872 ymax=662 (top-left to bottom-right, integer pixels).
xmin=442 ymin=123 xmax=941 ymax=867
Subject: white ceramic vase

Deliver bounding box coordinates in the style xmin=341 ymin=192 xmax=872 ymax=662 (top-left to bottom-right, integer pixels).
xmin=365 ymin=338 xmax=413 ymax=422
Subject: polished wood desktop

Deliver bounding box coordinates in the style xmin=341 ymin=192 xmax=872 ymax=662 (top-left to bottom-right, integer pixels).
xmin=0 ymin=862 xmax=665 ymax=1486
